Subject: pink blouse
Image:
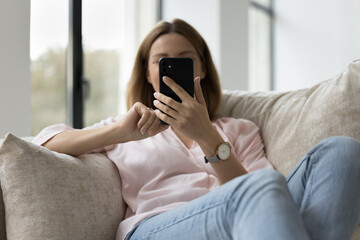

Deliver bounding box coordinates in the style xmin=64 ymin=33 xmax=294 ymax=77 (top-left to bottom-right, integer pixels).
xmin=33 ymin=117 xmax=273 ymax=240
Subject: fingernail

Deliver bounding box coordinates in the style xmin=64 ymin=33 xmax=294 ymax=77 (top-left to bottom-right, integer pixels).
xmin=153 ymin=92 xmax=158 ymax=97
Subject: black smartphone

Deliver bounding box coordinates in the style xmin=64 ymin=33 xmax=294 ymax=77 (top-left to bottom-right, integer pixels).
xmin=158 ymin=57 xmax=194 ymax=124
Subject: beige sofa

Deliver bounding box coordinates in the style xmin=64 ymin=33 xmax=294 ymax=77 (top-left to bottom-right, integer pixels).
xmin=1 ymin=59 xmax=360 ymax=239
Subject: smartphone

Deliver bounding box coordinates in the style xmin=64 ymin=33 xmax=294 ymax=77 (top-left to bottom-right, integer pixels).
xmin=159 ymin=57 xmax=194 ymax=101
xmin=158 ymin=57 xmax=194 ymax=124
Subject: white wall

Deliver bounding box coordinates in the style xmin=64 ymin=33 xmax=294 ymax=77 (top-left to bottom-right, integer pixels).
xmin=162 ymin=0 xmax=249 ymax=90
xmin=0 ymin=0 xmax=31 ymax=137
xmin=274 ymin=0 xmax=360 ymax=91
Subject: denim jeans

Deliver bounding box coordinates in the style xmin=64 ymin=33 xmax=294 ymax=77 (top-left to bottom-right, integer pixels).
xmin=126 ymin=136 xmax=360 ymax=240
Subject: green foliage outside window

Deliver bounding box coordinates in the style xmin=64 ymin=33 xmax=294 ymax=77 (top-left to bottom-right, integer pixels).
xmin=31 ymin=47 xmax=120 ymax=135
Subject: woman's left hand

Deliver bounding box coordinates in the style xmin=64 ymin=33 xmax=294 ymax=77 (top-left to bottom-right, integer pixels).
xmin=153 ymin=76 xmax=214 ymax=142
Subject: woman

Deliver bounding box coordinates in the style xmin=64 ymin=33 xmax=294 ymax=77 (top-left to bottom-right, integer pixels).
xmin=33 ymin=19 xmax=360 ymax=240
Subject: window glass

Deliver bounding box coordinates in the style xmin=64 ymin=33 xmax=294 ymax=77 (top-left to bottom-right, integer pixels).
xmin=30 ymin=0 xmax=68 ymax=135
xmin=248 ymin=6 xmax=271 ymax=91
xmin=82 ymin=0 xmax=122 ymax=127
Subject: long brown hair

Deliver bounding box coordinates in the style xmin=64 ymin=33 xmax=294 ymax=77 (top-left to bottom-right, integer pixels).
xmin=126 ymin=18 xmax=221 ymax=120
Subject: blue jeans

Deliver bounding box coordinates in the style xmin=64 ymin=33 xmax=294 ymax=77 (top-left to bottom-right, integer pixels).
xmin=126 ymin=137 xmax=360 ymax=240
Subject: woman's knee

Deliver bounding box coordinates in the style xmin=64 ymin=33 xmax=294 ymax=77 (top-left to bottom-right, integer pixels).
xmin=230 ymin=169 xmax=286 ymax=187
xmin=228 ymin=169 xmax=289 ymax=203
xmin=312 ymin=136 xmax=360 ymax=176
xmin=322 ymin=136 xmax=360 ymax=149
xmin=252 ymin=169 xmax=289 ymax=193
xmin=318 ymin=136 xmax=360 ymax=162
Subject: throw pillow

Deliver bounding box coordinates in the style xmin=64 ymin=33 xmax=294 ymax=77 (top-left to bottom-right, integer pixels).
xmin=0 ymin=133 xmax=125 ymax=240
xmin=0 ymin=189 xmax=5 ymax=240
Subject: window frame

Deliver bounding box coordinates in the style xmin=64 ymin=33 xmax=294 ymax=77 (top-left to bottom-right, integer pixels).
xmin=67 ymin=0 xmax=84 ymax=128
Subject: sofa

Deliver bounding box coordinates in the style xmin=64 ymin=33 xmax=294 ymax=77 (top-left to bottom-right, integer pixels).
xmin=1 ymin=59 xmax=360 ymax=240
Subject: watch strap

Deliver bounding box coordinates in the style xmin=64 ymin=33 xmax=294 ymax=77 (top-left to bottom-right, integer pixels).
xmin=204 ymin=155 xmax=220 ymax=163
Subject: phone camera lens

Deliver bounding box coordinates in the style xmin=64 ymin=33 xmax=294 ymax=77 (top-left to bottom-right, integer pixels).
xmin=161 ymin=61 xmax=167 ymax=66
xmin=162 ymin=68 xmax=166 ymax=73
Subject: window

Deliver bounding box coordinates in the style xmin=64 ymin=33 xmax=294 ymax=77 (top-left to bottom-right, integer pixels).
xmin=30 ymin=0 xmax=158 ymax=134
xmin=248 ymin=0 xmax=274 ymax=91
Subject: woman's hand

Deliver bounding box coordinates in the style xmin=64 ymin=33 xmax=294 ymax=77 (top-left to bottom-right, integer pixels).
xmin=153 ymin=76 xmax=214 ymax=142
xmin=153 ymin=77 xmax=248 ymax=184
xmin=115 ymin=102 xmax=169 ymax=143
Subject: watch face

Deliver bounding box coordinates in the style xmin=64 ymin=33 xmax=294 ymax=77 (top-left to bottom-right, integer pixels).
xmin=218 ymin=143 xmax=231 ymax=160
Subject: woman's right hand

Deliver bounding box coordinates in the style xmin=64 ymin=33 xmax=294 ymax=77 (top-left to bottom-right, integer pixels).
xmin=114 ymin=102 xmax=169 ymax=143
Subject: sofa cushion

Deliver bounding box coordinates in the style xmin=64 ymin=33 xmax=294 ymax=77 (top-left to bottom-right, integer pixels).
xmin=218 ymin=59 xmax=360 ymax=176
xmin=0 ymin=133 xmax=125 ymax=240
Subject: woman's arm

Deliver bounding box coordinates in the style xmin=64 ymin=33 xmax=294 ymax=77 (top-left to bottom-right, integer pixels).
xmin=43 ymin=102 xmax=168 ymax=157
xmin=154 ymin=76 xmax=247 ymax=185
xmin=43 ymin=124 xmax=120 ymax=157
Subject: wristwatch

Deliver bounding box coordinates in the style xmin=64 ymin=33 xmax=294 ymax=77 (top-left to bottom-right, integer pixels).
xmin=204 ymin=142 xmax=232 ymax=163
